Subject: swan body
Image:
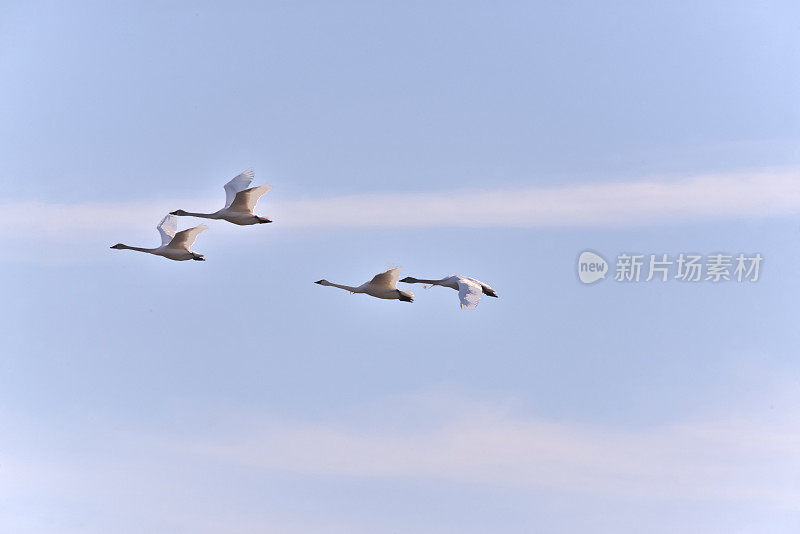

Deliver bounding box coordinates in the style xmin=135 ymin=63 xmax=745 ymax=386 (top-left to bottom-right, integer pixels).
xmin=170 ymin=169 xmax=273 ymax=225
xmin=315 ymin=267 xmax=414 ymax=302
xmin=400 ymin=275 xmax=497 ymax=309
xmin=110 ymin=214 xmax=207 ymax=261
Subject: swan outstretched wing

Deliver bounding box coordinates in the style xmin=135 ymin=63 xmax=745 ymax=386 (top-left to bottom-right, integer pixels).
xmin=456 ymin=277 xmax=483 ymax=309
xmin=157 ymin=214 xmax=178 ymax=246
xmin=167 ymin=224 xmax=207 ymax=250
xmin=228 ymin=184 xmax=272 ymax=214
xmin=224 ymin=169 xmax=255 ymax=208
xmin=369 ymin=266 xmax=402 ymax=289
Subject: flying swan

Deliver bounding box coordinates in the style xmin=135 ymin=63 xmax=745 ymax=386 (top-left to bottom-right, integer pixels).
xmin=400 ymin=275 xmax=498 ymax=309
xmin=170 ymin=168 xmax=273 ymax=225
xmin=110 ymin=214 xmax=207 ymax=261
xmin=315 ymin=267 xmax=414 ymax=302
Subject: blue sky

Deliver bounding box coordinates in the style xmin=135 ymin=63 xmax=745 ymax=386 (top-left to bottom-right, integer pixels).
xmin=2 ymin=2 xmax=800 ymax=533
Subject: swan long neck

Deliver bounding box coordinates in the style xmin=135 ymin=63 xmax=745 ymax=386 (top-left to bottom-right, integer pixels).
xmin=181 ymin=211 xmax=220 ymax=219
xmin=405 ymin=277 xmax=442 ymax=285
xmin=327 ymin=282 xmax=362 ymax=293
xmin=119 ymin=245 xmax=157 ymax=253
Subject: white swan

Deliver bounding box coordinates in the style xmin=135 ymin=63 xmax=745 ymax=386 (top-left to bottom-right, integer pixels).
xmin=170 ymin=169 xmax=273 ymax=225
xmin=110 ymin=214 xmax=207 ymax=261
xmin=315 ymin=267 xmax=414 ymax=302
xmin=400 ymin=275 xmax=498 ymax=309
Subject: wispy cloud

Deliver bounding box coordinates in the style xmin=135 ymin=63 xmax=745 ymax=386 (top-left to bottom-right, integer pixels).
xmin=276 ymin=169 xmax=800 ymax=228
xmin=171 ymin=395 xmax=800 ymax=507
xmin=3 ymin=388 xmax=799 ymax=533
xmin=1 ymin=169 xmax=798 ymax=245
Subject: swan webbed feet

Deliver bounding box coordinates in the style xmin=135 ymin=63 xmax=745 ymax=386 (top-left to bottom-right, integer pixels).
xmin=397 ymin=291 xmax=414 ymax=302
